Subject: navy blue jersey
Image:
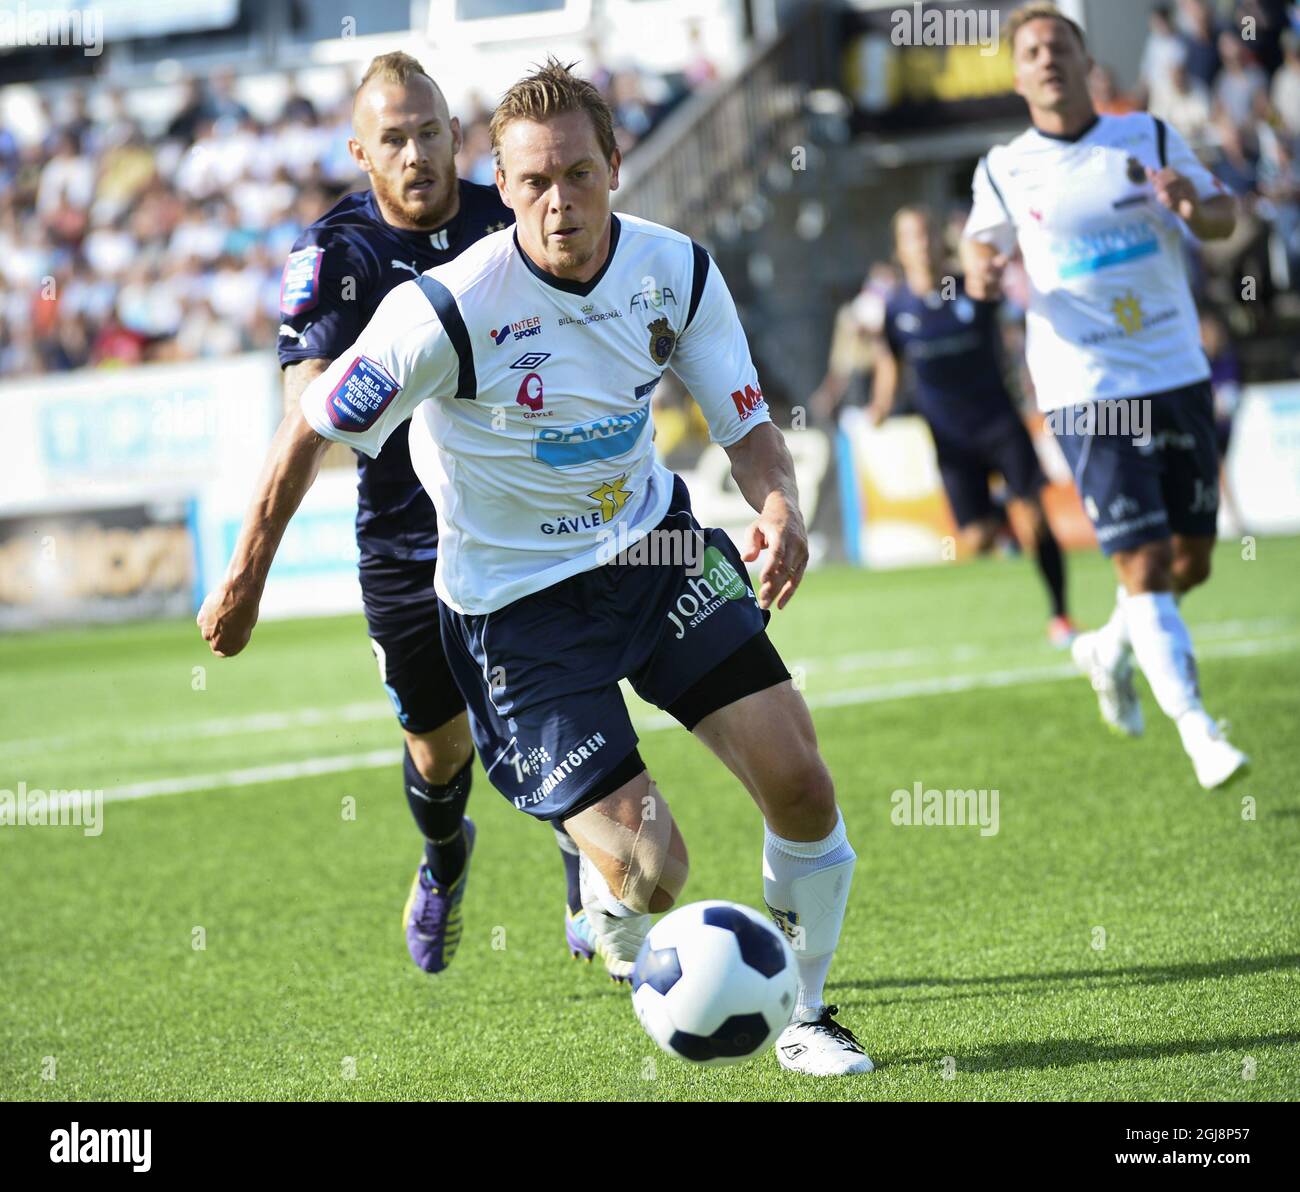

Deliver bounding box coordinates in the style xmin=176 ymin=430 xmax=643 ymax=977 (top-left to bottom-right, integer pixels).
xmin=277 ymin=181 xmax=512 ymax=559
xmin=882 ymin=280 xmax=1019 ymax=443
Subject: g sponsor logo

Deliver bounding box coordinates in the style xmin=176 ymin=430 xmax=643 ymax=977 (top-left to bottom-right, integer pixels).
xmin=515 ymin=372 xmax=544 ymax=413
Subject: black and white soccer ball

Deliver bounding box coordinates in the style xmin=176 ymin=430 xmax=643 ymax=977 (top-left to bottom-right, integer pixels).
xmin=631 ymin=900 xmax=798 ymax=1066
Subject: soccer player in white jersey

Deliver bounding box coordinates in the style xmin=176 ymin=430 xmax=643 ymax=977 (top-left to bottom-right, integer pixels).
xmin=961 ymin=3 xmax=1248 ymax=790
xmin=198 ymin=60 xmax=871 ymax=1075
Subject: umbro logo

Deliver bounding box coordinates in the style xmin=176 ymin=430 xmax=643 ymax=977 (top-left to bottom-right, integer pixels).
xmin=510 ymin=352 xmax=550 ymax=369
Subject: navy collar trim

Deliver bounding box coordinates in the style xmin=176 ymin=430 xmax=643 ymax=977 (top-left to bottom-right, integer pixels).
xmin=1033 ymin=113 xmax=1101 ymax=143
xmin=513 ymin=214 xmax=621 ymax=297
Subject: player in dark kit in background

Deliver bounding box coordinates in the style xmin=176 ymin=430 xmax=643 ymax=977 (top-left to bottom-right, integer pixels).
xmin=213 ymin=52 xmax=587 ymax=973
xmin=868 ymin=205 xmax=1076 ymax=646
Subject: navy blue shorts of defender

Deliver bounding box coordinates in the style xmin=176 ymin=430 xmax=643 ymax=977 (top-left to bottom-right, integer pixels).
xmin=359 ymin=551 xmax=466 ymax=735
xmin=1052 ymin=380 xmax=1219 ymax=556
xmin=438 ymin=475 xmax=772 ymax=821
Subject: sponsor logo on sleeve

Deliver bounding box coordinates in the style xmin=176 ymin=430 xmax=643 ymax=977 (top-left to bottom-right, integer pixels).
xmin=325 ymin=355 xmax=400 ymax=431
xmin=730 ymin=382 xmax=766 ymax=420
xmin=280 ymin=246 xmax=324 ymax=316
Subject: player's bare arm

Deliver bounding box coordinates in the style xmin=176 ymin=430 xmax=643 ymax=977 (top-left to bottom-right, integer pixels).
xmin=867 ymin=335 xmax=899 ymax=426
xmin=1147 ymin=166 xmax=1236 ymax=240
xmin=281 ymin=357 xmax=330 ymax=417
xmin=960 ymin=238 xmax=1010 ymax=301
xmin=724 ymin=421 xmax=806 ymax=611
xmin=197 ymin=410 xmax=330 ymax=656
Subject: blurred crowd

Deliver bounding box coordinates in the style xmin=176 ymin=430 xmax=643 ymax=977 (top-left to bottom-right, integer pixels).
xmin=0 ymin=58 xmax=707 ymax=380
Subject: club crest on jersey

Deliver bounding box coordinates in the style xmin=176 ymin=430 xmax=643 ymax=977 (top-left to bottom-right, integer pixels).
xmin=326 ymin=355 xmax=400 ymax=431
xmin=647 ymin=316 xmax=677 ymax=366
xmin=280 ymin=246 xmax=323 ymax=315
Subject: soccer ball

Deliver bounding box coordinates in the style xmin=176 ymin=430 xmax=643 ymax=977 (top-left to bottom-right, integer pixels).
xmin=631 ymin=900 xmax=798 ymax=1066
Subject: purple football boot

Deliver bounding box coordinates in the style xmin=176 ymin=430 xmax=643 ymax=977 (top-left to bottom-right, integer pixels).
xmin=402 ymin=819 xmax=476 ymax=973
xmin=565 ymin=907 xmax=597 ymax=962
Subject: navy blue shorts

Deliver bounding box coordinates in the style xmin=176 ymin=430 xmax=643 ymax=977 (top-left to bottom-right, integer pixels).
xmin=438 ymin=476 xmax=788 ymax=821
xmin=932 ymin=414 xmax=1045 ymax=527
xmin=359 ymin=551 xmax=466 ymax=735
xmin=1052 ymin=380 xmax=1219 ymax=556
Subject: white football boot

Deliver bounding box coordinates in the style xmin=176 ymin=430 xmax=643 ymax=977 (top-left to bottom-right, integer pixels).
xmin=1071 ymin=630 xmax=1144 ymax=738
xmin=1179 ymin=715 xmax=1250 ymax=790
xmin=578 ymin=854 xmax=650 ymax=983
xmin=775 ymin=1005 xmax=874 ymax=1075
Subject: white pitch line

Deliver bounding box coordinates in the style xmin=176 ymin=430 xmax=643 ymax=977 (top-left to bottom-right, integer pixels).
xmin=3 ymin=616 xmax=1290 ymax=759
xmin=98 ymin=631 xmax=1300 ymax=804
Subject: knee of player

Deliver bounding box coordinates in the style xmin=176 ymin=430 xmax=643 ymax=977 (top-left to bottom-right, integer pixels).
xmin=1176 ymin=552 xmax=1212 ymax=590
xmin=407 ymin=734 xmax=473 ymax=786
xmin=614 ymin=825 xmax=689 ymax=916
xmin=763 ymin=749 xmax=837 ymax=821
xmin=1121 ymin=542 xmax=1174 ymax=593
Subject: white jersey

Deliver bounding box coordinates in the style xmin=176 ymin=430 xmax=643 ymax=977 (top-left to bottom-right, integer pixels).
xmin=300 ymin=213 xmax=769 ymax=614
xmin=964 ymin=112 xmax=1228 ymax=410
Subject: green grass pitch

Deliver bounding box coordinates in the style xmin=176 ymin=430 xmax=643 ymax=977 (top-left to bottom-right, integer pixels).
xmin=2 ymin=537 xmax=1298 ymax=1101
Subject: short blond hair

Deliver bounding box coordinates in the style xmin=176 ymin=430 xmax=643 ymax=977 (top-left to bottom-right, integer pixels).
xmin=489 ymin=57 xmax=617 ymax=168
xmin=1007 ymin=2 xmax=1087 ymax=53
xmin=353 ymin=52 xmax=440 ymax=118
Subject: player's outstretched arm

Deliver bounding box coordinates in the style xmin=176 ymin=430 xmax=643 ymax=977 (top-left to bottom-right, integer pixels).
xmin=724 ymin=421 xmax=808 ymax=611
xmin=960 ymin=238 xmax=1009 ymax=302
xmin=197 ymin=410 xmax=331 ymax=657
xmin=867 ymin=336 xmax=899 ymax=426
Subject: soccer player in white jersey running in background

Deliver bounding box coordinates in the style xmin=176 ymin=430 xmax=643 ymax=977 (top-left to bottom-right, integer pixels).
xmin=199 ymin=59 xmax=871 ymax=1075
xmin=961 ymin=2 xmax=1247 ymax=790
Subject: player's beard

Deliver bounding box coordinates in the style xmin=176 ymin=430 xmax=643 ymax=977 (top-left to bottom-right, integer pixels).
xmin=373 ymin=165 xmax=457 ymax=230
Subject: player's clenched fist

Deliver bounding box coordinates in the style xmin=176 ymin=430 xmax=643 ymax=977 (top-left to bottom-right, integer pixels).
xmin=1146 ymin=166 xmax=1199 ymax=222
xmin=197 ymin=581 xmax=260 ymax=657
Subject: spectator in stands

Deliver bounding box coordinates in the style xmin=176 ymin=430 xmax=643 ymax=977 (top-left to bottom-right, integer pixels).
xmin=1272 ymin=30 xmax=1300 ymax=137
xmin=1214 ymin=30 xmax=1270 ymax=133
xmin=1178 ymin=0 xmax=1222 ymax=89
xmin=1089 ymin=63 xmax=1138 ymax=115
xmin=1152 ymin=60 xmax=1214 ymax=148
xmin=1139 ymin=6 xmax=1187 ymax=111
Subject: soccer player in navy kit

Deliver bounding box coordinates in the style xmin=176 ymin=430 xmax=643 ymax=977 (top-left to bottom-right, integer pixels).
xmin=227 ymin=53 xmax=583 ymax=974
xmin=869 ymin=204 xmax=1075 ymax=645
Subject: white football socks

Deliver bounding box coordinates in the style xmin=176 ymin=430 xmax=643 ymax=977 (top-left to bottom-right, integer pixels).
xmin=1093 ymin=585 xmax=1132 ymax=672
xmin=1124 ymin=591 xmax=1216 ymax=743
xmin=762 ymin=809 xmax=856 ymax=1022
